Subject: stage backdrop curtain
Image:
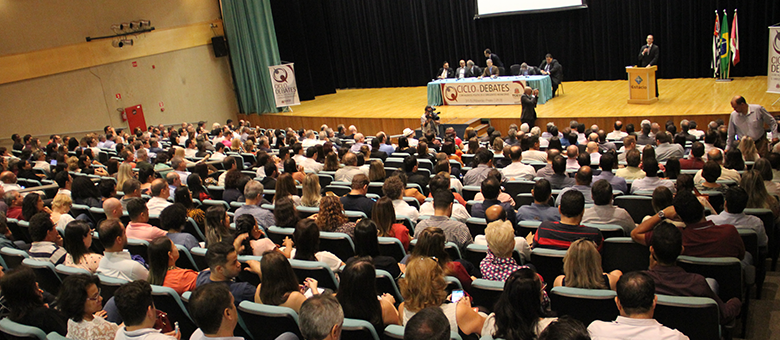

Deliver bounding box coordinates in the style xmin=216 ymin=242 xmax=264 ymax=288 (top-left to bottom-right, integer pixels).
xmin=222 ymin=0 xmax=282 ymax=114
xmin=269 ymin=0 xmax=779 ymax=95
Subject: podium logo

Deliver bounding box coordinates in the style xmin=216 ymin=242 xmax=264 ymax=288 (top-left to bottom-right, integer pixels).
xmin=444 ymin=86 xmax=459 ymax=102
xmin=635 ymin=76 xmax=643 ymax=85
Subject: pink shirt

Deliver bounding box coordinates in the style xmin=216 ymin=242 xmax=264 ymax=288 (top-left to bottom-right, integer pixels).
xmin=126 ymin=222 xmax=167 ymax=242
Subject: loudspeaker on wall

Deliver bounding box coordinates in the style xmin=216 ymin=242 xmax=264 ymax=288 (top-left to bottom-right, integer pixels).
xmin=211 ymin=36 xmax=228 ymax=57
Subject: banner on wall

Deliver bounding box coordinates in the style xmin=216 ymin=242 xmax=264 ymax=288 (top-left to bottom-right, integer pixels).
xmin=269 ymin=63 xmax=300 ymax=107
xmin=769 ymin=26 xmax=780 ymax=94
xmin=441 ymin=80 xmax=528 ymax=105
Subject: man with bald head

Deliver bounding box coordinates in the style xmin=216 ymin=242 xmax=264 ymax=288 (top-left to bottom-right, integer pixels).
xmin=480 ymin=59 xmax=499 ymax=78
xmin=535 ymin=149 xmax=559 ymax=178
xmin=103 ymin=198 xmax=123 ymax=220
xmin=555 ymin=166 xmax=594 ymax=206
xmin=607 ymin=120 xmax=628 ymax=140
xmin=484 ymin=205 xmax=506 ymax=224
xmin=693 ymin=149 xmax=741 ymax=184
xmin=146 ymin=179 xmax=172 ymax=215
xmin=0 ymin=171 xmax=21 ymax=192
xmin=334 ymin=152 xmax=364 ymax=182
xmin=565 ymin=145 xmax=580 ymax=170
xmin=728 ymin=95 xmax=775 ymax=156
xmin=586 ymin=142 xmax=600 ymax=165
xmin=521 ymin=87 xmax=539 ymax=127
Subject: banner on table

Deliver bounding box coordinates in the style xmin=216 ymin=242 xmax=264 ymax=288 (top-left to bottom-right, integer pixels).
xmin=769 ymin=26 xmax=780 ymax=94
xmin=441 ymin=80 xmax=527 ymax=105
xmin=268 ymin=63 xmax=300 ymax=107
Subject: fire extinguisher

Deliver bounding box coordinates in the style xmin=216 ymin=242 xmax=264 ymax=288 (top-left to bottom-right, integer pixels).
xmin=119 ymin=108 xmax=128 ymax=122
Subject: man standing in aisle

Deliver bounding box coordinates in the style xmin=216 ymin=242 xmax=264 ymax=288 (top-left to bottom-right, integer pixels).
xmin=521 ymin=87 xmax=539 ymax=127
xmin=637 ymin=34 xmax=659 ymax=97
xmin=728 ymin=95 xmax=776 ymax=157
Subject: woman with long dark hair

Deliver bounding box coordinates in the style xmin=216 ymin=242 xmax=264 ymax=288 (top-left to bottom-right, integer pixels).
xmin=147 ymin=237 xmax=198 ymax=295
xmin=411 ymin=227 xmax=473 ymax=291
xmin=71 ymin=176 xmax=102 ymax=208
xmin=274 ymin=173 xmax=301 ymax=206
xmin=290 ymin=219 xmax=343 ymax=271
xmin=204 ymin=205 xmax=233 ymax=247
xmin=58 ymin=274 xmax=119 ymax=340
xmin=174 ymin=186 xmax=206 ymax=231
xmin=337 ymin=257 xmax=400 ymax=332
xmin=234 ymin=214 xmax=276 ymax=256
xmin=372 ymin=197 xmax=410 ymax=250
xmin=187 ymin=173 xmax=211 ymax=201
xmin=274 ymin=196 xmax=300 ymax=229
xmin=257 ymin=250 xmax=317 ymax=313
xmin=283 ymin=158 xmax=306 ymax=184
xmin=22 ymin=192 xmax=49 ymax=221
xmin=0 ymin=267 xmax=67 ymax=335
xmin=62 ymin=220 xmax=103 ymax=273
xmin=353 ymin=219 xmax=402 ymax=278
xmin=480 ymin=268 xmax=557 ymax=339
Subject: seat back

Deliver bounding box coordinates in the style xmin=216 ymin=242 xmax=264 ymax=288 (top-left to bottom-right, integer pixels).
xmin=654 ymin=295 xmax=720 ymax=340
xmin=97 ymin=274 xmax=129 ymax=304
xmin=613 ymin=195 xmax=655 ymax=223
xmin=0 ymin=247 xmax=30 ymax=270
xmin=184 ymin=217 xmax=206 ymax=242
xmin=341 ymin=318 xmax=379 ymax=340
xmin=237 ymin=301 xmax=303 ymax=340
xmin=743 ymin=208 xmax=777 ymax=269
xmin=206 ymin=186 xmax=225 ymax=200
xmin=151 ymin=285 xmax=197 ymax=340
xmin=367 ymin=183 xmax=385 ymax=196
xmin=54 ymin=264 xmax=92 ymax=282
xmin=530 ymin=248 xmax=566 ymax=292
xmin=296 ymin=206 xmax=319 ymax=219
xmin=470 ymin=279 xmax=504 ymax=312
xmin=317 ymin=173 xmax=334 ymax=188
xmin=549 ymin=286 xmax=619 ymax=326
xmin=318 ymin=231 xmax=355 ymax=261
xmin=189 ymin=247 xmax=209 ymax=272
xmin=465 ymin=217 xmax=487 ymax=239
xmin=22 ymin=258 xmax=62 ymax=295
xmin=202 ymin=199 xmax=230 ymax=211
xmin=6 ymin=218 xmax=31 ymax=244
xmin=383 ymin=325 xmax=462 ymax=340
xmin=267 ymin=226 xmax=294 ymax=245
xmin=462 ymin=186 xmax=481 ymax=201
xmin=582 ymin=223 xmax=625 ymax=239
xmin=378 ymin=237 xmax=406 ymax=261
xmin=514 ymin=193 xmax=534 ymax=209
xmin=175 ymin=244 xmax=200 ymax=271
xmin=601 ymin=237 xmax=650 ymax=273
xmin=376 ymin=269 xmax=403 ymax=303
xmin=125 ymin=238 xmax=150 ymax=263
xmin=737 ymin=229 xmax=759 ymax=265
xmin=0 ymin=318 xmax=47 ymax=340
xmin=290 ymin=259 xmax=339 ymax=290
xmin=677 ymin=256 xmax=743 ymax=302
xmin=323 ymin=185 xmax=351 ymax=197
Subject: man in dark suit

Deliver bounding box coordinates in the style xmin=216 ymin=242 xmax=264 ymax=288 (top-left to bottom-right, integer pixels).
xmin=480 ymin=59 xmax=500 ymax=78
xmin=539 ymin=54 xmax=563 ymax=97
xmin=454 ymin=60 xmax=470 ymax=79
xmin=436 ymin=61 xmax=454 ymax=79
xmin=466 ymin=60 xmax=481 ymax=78
xmin=638 ymin=34 xmax=659 ymax=97
xmin=483 ymin=48 xmax=504 ymax=69
xmin=519 ymin=63 xmax=540 ymax=76
xmin=521 ymin=87 xmax=539 ymax=127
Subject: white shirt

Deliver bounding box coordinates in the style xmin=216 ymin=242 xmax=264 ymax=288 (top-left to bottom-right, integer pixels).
xmin=590 ymin=152 xmax=602 ymax=165
xmin=57 ymin=188 xmax=72 ymax=198
xmin=146 ymin=197 xmax=172 ymax=216
xmin=581 ymin=205 xmax=636 ymax=234
xmin=501 ymin=162 xmax=537 ymax=181
xmin=693 ymin=166 xmax=741 ymax=184
xmin=218 ymin=171 xmax=229 ymax=187
xmin=392 ymin=199 xmax=419 ymax=223
xmin=588 ymin=316 xmax=689 ymax=340
xmin=189 ymin=329 xmax=244 ymax=340
xmin=211 ymin=152 xmax=227 ymax=161
xmin=184 ymin=148 xmax=198 ymax=158
xmin=606 ymin=130 xmax=628 ymax=140
xmin=419 ymin=202 xmax=470 ymax=223
xmin=97 ymin=250 xmax=149 ymax=281
xmin=522 ymin=150 xmax=548 ymax=163
xmin=175 ymin=170 xmax=191 ymax=184
xmin=299 ymin=157 xmax=324 ymax=173
xmin=630 ymin=177 xmax=675 ymax=194
xmin=334 ymin=166 xmax=364 ymax=183
xmin=707 ymin=211 xmax=768 ymax=247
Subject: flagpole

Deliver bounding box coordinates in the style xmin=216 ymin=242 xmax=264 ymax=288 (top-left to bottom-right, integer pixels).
xmin=717 ymin=9 xmax=732 ymax=82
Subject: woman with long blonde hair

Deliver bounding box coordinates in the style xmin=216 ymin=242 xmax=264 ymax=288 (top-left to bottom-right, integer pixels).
xmin=738 ymin=136 xmax=760 ymax=162
xmin=116 ymin=162 xmax=135 ymax=189
xmin=300 ymin=173 xmax=321 ymax=207
xmin=554 ymin=239 xmax=621 ymax=290
xmin=741 ymin=169 xmax=780 ymax=217
xmin=368 ymin=160 xmax=386 ymax=182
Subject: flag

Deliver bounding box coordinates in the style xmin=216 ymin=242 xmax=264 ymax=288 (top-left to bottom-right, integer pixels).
xmin=731 ymin=9 xmax=740 ymax=65
xmin=712 ymin=11 xmax=720 ymax=77
xmin=719 ymin=10 xmax=730 ymax=78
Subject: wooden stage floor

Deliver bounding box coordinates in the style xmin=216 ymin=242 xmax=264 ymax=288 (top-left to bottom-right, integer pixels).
xmin=243 ymin=76 xmax=780 ymax=136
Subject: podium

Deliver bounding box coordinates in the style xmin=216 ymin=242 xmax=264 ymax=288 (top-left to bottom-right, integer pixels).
xmin=626 ymin=66 xmax=657 ymax=104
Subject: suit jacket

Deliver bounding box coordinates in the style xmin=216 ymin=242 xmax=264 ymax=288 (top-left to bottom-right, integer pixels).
xmin=436 ymin=67 xmax=455 ymax=79
xmin=487 ymin=53 xmax=504 ymax=68
xmin=521 ymin=94 xmax=538 ymax=122
xmin=468 ymin=66 xmax=482 ymax=78
xmin=455 ymin=67 xmax=474 ymax=78
xmin=539 ymin=59 xmax=563 ymax=85
xmin=638 ymin=44 xmax=659 ymax=67
xmin=520 ymin=66 xmax=540 ymax=76
xmin=482 ymin=65 xmax=500 ymax=77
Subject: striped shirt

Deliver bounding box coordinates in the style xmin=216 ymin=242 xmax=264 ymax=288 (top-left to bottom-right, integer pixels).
xmin=29 ymin=241 xmax=67 ymax=265
xmin=532 ymin=221 xmax=603 ymax=251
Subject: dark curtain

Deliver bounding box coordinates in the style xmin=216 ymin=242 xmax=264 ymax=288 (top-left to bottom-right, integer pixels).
xmin=271 ymin=0 xmax=780 ymax=97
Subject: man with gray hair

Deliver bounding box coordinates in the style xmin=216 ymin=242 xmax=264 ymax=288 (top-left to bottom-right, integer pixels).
xmin=147 ymin=179 xmax=172 ymax=216
xmin=637 ymin=120 xmax=654 ymax=146
xmin=234 ymin=180 xmax=274 ymax=231
xmin=171 ymin=157 xmax=191 ymax=184
xmin=299 ymin=294 xmax=343 ymax=340
xmin=349 ymin=133 xmax=368 ymax=153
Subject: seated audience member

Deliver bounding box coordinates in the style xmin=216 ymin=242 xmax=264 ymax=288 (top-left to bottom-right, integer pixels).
xmin=632 ymin=191 xmax=745 ymax=259
xmin=555 ymin=166 xmax=594 ymax=206
xmin=196 ymin=241 xmax=261 ymax=305
xmin=335 ymin=152 xmax=364 ymax=183
xmin=290 ymin=219 xmax=344 ymax=271
xmin=71 ymin=176 xmax=103 ymax=208
xmin=694 ymin=160 xmax=727 ymax=194
xmin=472 ymin=176 xmax=517 ymax=228
xmin=0 ymin=266 xmax=67 ymax=335
xmin=159 ymin=203 xmax=199 ymax=250
xmin=0 ymin=214 xmax=17 ymax=249
xmin=21 ymin=193 xmax=49 ymax=222
xmin=463 ymin=148 xmax=495 ymax=186
xmin=4 ymin=190 xmax=23 ymax=220
xmin=591 ymin=153 xmax=627 ymax=194
xmin=753 ymin=158 xmax=780 ymax=196
xmin=644 ymin=222 xmax=741 ymax=325
xmin=546 ymin=155 xmax=575 ymax=189
xmin=474 ymin=169 xmax=514 ymax=203
xmin=63 ymin=220 xmax=103 ymax=273
xmin=607 ymin=121 xmax=628 ymax=140
xmin=414 ymin=190 xmax=473 ymax=251
xmin=654 ymin=132 xmax=684 ymax=163
xmin=340 ymin=174 xmax=375 ymax=217
xmin=300 ymin=173 xmax=321 ymax=208
xmin=404 ymin=306 xmax=451 ymax=340
xmin=741 ymin=169 xmax=780 ymax=216
xmin=299 ymin=294 xmax=344 ymax=340
xmin=478 ymin=268 xmax=558 ymax=339
xmin=58 ymin=274 xmax=120 ymax=340
xmin=533 ymin=190 xmax=604 ymax=251
xmin=581 ymin=180 xmax=635 ymax=234
xmin=588 ymin=271 xmax=688 ymax=338
xmin=724 ymin=149 xmax=745 ymax=172
xmin=398 ymin=256 xmax=483 ymax=334
xmin=120 ymin=178 xmax=142 ymax=210
xmin=420 ymin=172 xmax=469 ymax=220
xmin=522 ymin=136 xmax=548 ymax=163
xmin=148 ymin=237 xmax=198 ymax=295
xmin=707 ymin=187 xmax=768 ymax=248
xmin=234 ymin=180 xmax=275 ymax=231
xmin=187 ymin=283 xmax=246 ymax=340
xmin=586 ymin=142 xmax=601 ymax=165
xmin=337 ymin=257 xmax=400 ymax=332
xmin=501 ymin=145 xmax=536 ymax=181
xmin=693 ymin=149 xmax=741 ymax=183
xmin=383 ymin=176 xmax=419 ymax=222
xmin=235 ymin=214 xmax=276 ymax=256
xmin=274 ymin=197 xmax=300 ymax=229
xmin=260 ymin=162 xmax=278 ymax=190
xmin=273 ymin=173 xmax=301 ymax=205
xmin=615 ymin=149 xmax=645 ymax=180
xmin=125 ymin=198 xmax=167 ymax=241
xmin=410 ymin=227 xmax=474 ymax=291
xmin=629 ymin=159 xmax=675 ymax=194
xmin=516 ymin=179 xmax=560 ymax=222
xmin=481 ymin=220 xmax=530 ymax=281
xmin=680 ymin=142 xmax=706 ymax=170
xmin=403 ymin=155 xmax=430 ymax=196
xmin=146 ymin=179 xmax=173 ymax=216
xmin=205 ymin=206 xmax=234 ymax=248
xmin=554 ymin=239 xmax=622 ymax=290
xmin=565 ymin=145 xmax=580 ymax=171
xmin=316 ymin=196 xmax=356 ymax=238
xmin=373 ymin=196 xmax=411 ymax=250
xmin=258 ymin=250 xmax=317 ymax=312
xmin=113 ymin=280 xmax=178 ymax=340
xmin=535 ymin=149 xmax=559 ymax=178
xmin=28 ymin=212 xmax=67 ymax=264
xmin=50 ymin=194 xmax=75 ymax=231
xmin=103 ymin=197 xmax=123 ymax=220
xmin=97 ymin=219 xmax=149 ymax=281
xmin=353 ymin=219 xmax=403 ymax=278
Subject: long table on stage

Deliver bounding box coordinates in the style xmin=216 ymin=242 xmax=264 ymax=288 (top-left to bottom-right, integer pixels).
xmin=427 ymin=75 xmax=553 ymax=106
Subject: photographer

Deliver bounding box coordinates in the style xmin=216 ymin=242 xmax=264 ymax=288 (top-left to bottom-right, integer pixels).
xmin=421 ymin=106 xmax=441 ymax=137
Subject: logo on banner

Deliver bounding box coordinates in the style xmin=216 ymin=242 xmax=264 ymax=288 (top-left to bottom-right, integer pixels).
xmin=444 ymin=86 xmax=459 ymax=102
xmin=268 ymin=64 xmax=300 ymax=106
xmin=272 ymin=68 xmax=289 ymax=83
xmin=774 ymin=31 xmax=780 ymax=54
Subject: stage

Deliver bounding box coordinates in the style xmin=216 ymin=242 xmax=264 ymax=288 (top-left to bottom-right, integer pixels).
xmin=241 ymin=76 xmax=780 ymax=137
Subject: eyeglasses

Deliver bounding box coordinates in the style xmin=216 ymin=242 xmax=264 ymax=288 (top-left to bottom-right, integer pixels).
xmin=87 ymin=288 xmax=102 ymax=301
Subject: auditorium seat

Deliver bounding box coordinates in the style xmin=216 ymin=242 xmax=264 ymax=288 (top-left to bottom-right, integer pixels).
xmin=125 ymin=238 xmax=150 ymax=263
xmin=341 ymin=318 xmax=380 ymax=340
xmin=151 ymin=285 xmax=197 ymax=340
xmin=290 ymin=259 xmax=339 ymax=290
xmin=175 ymin=244 xmax=200 ymax=271
xmin=237 ymin=301 xmax=303 ymax=340
xmin=465 ymin=217 xmax=487 ymax=239
xmin=530 ymin=248 xmax=566 ymax=293
xmin=383 ymin=325 xmax=462 ymax=340
xmin=601 ymin=237 xmax=649 ymax=273
xmin=378 ymin=237 xmax=406 ymax=261
xmin=0 ymin=246 xmax=29 ymax=270
xmin=375 ymin=269 xmax=403 ymax=303
xmin=319 ymin=231 xmax=355 ymax=261
xmin=462 ymin=186 xmax=481 ymax=201
xmin=22 ymin=258 xmax=62 ymax=295
xmin=654 ymin=295 xmax=720 ymax=340
xmin=0 ymin=318 xmax=47 ymax=340
xmin=470 ymin=279 xmax=504 ymax=312
xmin=614 ymin=195 xmax=654 ymax=223
xmin=550 ymin=286 xmax=619 ymax=326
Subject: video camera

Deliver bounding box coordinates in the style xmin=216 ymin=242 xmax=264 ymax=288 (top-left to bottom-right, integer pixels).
xmin=425 ymin=106 xmax=440 ymax=120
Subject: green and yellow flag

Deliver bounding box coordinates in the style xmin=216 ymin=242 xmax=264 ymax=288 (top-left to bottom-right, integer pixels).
xmin=719 ymin=10 xmax=731 ymax=78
